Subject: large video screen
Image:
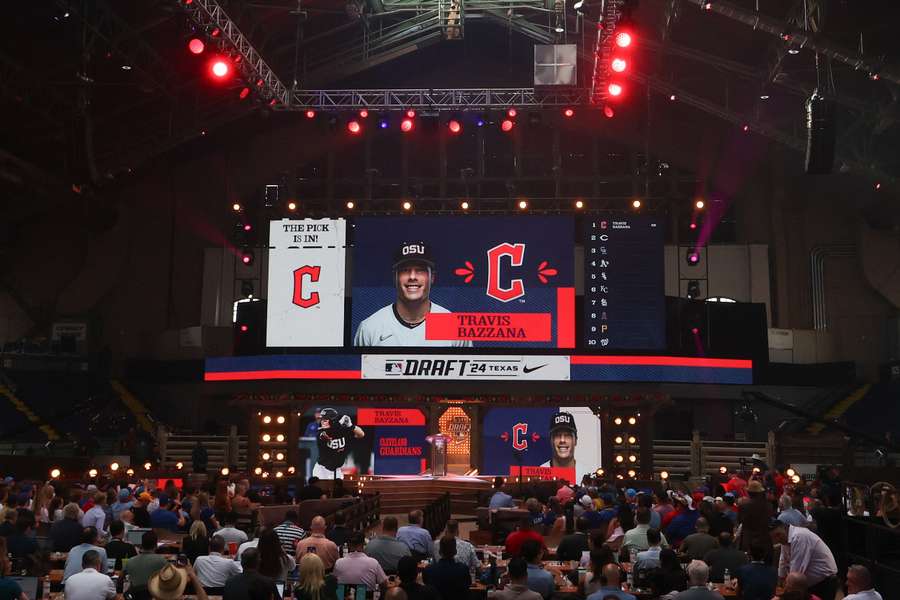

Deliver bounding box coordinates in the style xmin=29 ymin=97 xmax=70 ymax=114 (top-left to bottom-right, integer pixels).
xmin=351 ymin=216 xmax=575 ymax=348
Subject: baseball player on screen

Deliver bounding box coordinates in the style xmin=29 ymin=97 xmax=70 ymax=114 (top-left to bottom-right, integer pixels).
xmin=313 ymin=408 xmax=364 ymax=480
xmin=541 ymin=412 xmax=578 ymax=470
xmin=353 ymin=242 xmax=473 ymax=347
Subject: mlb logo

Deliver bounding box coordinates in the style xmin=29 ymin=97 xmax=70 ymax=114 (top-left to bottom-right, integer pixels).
xmin=385 ymin=361 xmax=404 ymax=374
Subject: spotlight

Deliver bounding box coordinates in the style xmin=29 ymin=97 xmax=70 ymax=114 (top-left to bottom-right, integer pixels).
xmin=517 ymin=199 xmax=528 ymax=210
xmin=628 ymin=416 xmax=637 ymax=425
xmin=262 ymin=472 xmax=269 ymax=478
xmin=660 ymin=470 xmax=669 ymax=480
xmin=210 ymin=27 xmax=221 ymax=37
xmin=126 ymin=468 xmax=135 ymax=476
xmin=629 ymin=455 xmax=637 ymax=463
xmin=476 ymin=116 xmax=485 ymax=127
xmin=110 ymin=462 xmax=119 ymax=472
xmin=188 ymin=38 xmax=205 ymax=54
xmin=277 ymin=415 xmax=286 ymax=424
xmin=262 ymin=452 xmax=271 ymax=460
xmin=406 ymin=109 xmax=416 ymax=118
xmin=627 ymin=469 xmax=636 ymax=478
xmin=615 ymin=455 xmax=624 ymax=463
xmin=695 ymin=199 xmax=705 ymax=209
xmin=615 ymin=31 xmax=632 ymax=48
xmin=788 ymin=47 xmax=800 ymax=55
xmin=276 ymin=434 xmax=285 ymax=442
xmin=719 ymin=466 xmax=728 ymax=474
xmin=288 ymin=466 xmax=296 ymax=474
xmin=608 ymin=83 xmax=623 ymax=97
xmin=262 ymin=434 xmax=271 ymax=442
xmin=616 ymin=474 xmax=624 ymax=480
xmin=221 ymin=467 xmax=230 ymax=476
xmin=563 ymin=108 xmax=575 ymax=118
xmin=347 ymin=120 xmax=361 ymax=134
xmin=742 ymin=124 xmax=750 ymax=132
xmin=359 ymin=109 xmax=369 ymax=118
xmin=686 ymin=249 xmax=700 ymax=265
xmin=614 ymin=436 xmax=623 ymax=444
xmin=210 ymin=59 xmax=230 ymax=78
xmin=176 ymin=462 xmax=183 ymax=470
xmin=611 ymin=58 xmax=627 ymax=72
xmin=243 ymin=223 xmax=252 ymax=232
xmin=346 ymin=201 xmax=355 ymax=209
xmin=232 ymin=202 xmax=242 ymax=212
xmin=402 ymin=201 xmax=412 ymax=211
xmin=507 ymin=108 xmax=518 ymax=118
xmin=690 ymin=222 xmax=697 ymax=230
xmin=239 ymin=87 xmax=251 ymax=100
xmin=263 ymin=415 xmax=272 ymax=424
xmin=791 ymin=475 xmax=801 ymax=483
xmin=501 ymin=119 xmax=514 ymax=132
xmin=575 ymin=199 xmax=584 ymax=209
xmin=305 ymin=110 xmax=316 ymax=119
xmin=287 ymin=201 xmax=297 ymax=211
xmin=448 ymin=119 xmax=462 ymax=134
xmin=752 ymin=467 xmax=761 ymax=474
xmin=88 ymin=469 xmax=98 ymax=478
xmin=239 ymin=324 xmax=249 ymax=333
xmin=276 ymin=452 xmax=285 ymax=461
xmin=378 ymin=118 xmax=389 ymax=129
xmin=254 ymin=467 xmax=263 ymax=475
xmin=400 ymin=118 xmax=414 ymax=133
xmin=50 ymin=468 xmax=61 ymax=479
xmin=669 ymin=94 xmax=677 ymax=101
xmin=603 ymin=106 xmax=615 ymax=118
xmin=691 ymin=327 xmax=700 ymax=335
xmin=614 ymin=417 xmax=623 ymax=425
xmin=628 ymin=436 xmax=637 ymax=444
xmin=276 ymin=471 xmax=284 ymax=478
xmin=460 ymin=201 xmax=469 ymax=210
xmin=241 ymin=251 xmax=254 ymax=265
xmin=595 ymin=468 xmax=604 ymax=476
xmin=786 ymin=468 xmax=796 ymax=477
xmin=631 ymin=199 xmax=642 ymax=209
xmin=760 ymin=94 xmax=770 ymax=100
xmin=143 ymin=462 xmax=152 ymax=470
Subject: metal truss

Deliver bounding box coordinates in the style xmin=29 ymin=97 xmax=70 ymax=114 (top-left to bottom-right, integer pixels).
xmin=591 ymin=0 xmax=626 ymax=104
xmin=181 ymin=0 xmax=291 ymax=105
xmin=279 ymin=87 xmax=591 ymax=110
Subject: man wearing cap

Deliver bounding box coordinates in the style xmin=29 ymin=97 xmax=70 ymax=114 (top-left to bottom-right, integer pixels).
xmin=353 ymin=242 xmax=472 ymax=347
xmin=110 ymin=489 xmax=134 ymax=521
xmin=312 ymin=407 xmax=365 ymax=480
xmin=541 ymin=412 xmax=578 ymax=471
xmin=131 ymin=492 xmax=152 ymax=528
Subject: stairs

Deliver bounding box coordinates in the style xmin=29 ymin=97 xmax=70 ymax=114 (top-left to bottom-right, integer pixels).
xmin=110 ymin=379 xmax=155 ymax=436
xmin=806 ymin=384 xmax=872 ymax=434
xmin=0 ymin=379 xmax=61 ymax=441
xmin=358 ymin=475 xmax=489 ymax=514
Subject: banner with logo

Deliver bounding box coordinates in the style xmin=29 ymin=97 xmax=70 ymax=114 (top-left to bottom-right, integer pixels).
xmin=361 ymin=354 xmax=570 ymax=380
xmin=266 ymin=219 xmax=346 ymax=347
xmin=350 ymin=216 xmax=575 ymax=349
xmin=358 ymin=408 xmax=427 ymax=475
xmin=482 ymin=407 xmax=601 ymax=483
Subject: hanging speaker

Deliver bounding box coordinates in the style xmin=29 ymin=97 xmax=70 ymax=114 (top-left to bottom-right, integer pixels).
xmin=805 ymin=91 xmax=836 ymax=175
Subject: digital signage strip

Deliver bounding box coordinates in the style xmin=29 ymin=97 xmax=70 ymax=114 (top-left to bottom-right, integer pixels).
xmin=205 ymin=354 xmax=752 ymax=384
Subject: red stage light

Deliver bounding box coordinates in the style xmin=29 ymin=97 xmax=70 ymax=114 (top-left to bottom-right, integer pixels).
xmin=406 ymin=109 xmax=416 ymax=118
xmin=211 ymin=59 xmax=229 ymax=78
xmin=690 ymin=222 xmax=697 ymax=230
xmin=563 ymin=108 xmax=575 ymax=118
xmin=608 ymin=83 xmax=623 ymax=97
xmin=240 ymin=324 xmax=249 ymax=333
xmin=305 ymin=110 xmax=316 ymax=119
xmin=241 ymin=253 xmax=253 ymax=265
xmin=347 ymin=120 xmax=361 ymax=134
xmin=359 ymin=109 xmax=369 ymax=118
xmin=501 ymin=119 xmax=514 ymax=132
xmin=611 ymin=58 xmax=627 ymax=72
xmin=400 ymin=118 xmax=414 ymax=132
xmin=615 ymin=31 xmax=632 ymax=48
xmin=448 ymin=120 xmax=462 ymax=133
xmin=603 ymin=106 xmax=615 ymax=118
xmin=243 ymin=224 xmax=252 ymax=232
xmin=691 ymin=327 xmax=699 ymax=335
xmin=188 ymin=38 xmax=205 ymax=54
xmin=507 ymin=108 xmax=517 ymax=118
xmin=239 ymin=87 xmax=251 ymax=100
xmin=210 ymin=27 xmax=221 ymax=38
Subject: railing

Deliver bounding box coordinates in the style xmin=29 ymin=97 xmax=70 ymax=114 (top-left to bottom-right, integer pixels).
xmin=158 ymin=428 xmax=248 ymax=471
xmin=423 ymin=492 xmax=452 ymax=538
xmin=651 ymin=431 xmax=770 ymax=479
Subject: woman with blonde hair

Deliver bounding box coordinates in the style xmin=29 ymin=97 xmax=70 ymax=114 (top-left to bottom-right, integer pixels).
xmin=33 ymin=484 xmax=55 ymax=524
xmin=181 ymin=520 xmax=210 ymax=564
xmin=294 ymin=552 xmax=337 ymax=600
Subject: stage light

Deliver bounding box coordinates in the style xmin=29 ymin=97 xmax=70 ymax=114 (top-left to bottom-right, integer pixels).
xmin=276 ymin=471 xmax=284 ymax=478
xmin=629 ymin=455 xmax=637 ymax=463
xmin=346 ymin=201 xmax=355 ymax=209
xmin=232 ymin=202 xmax=242 ymax=212
xmin=660 ymin=471 xmax=669 ymax=480
xmin=575 ymin=199 xmax=584 ymax=209
xmin=239 ymin=87 xmax=251 ymax=100
xmin=603 ymin=106 xmax=615 ymax=118
xmin=752 ymin=467 xmax=761 ymax=474
xmin=347 ymin=120 xmax=361 ymax=134
xmin=305 ymin=110 xmax=316 ymax=119
xmin=615 ymin=455 xmax=624 ymax=463
xmin=874 ymin=182 xmax=881 ymax=190
xmin=614 ymin=417 xmax=623 ymax=425
xmin=608 ymin=83 xmax=623 ymax=97
xmin=176 ymin=462 xmax=183 ymax=470
xmin=476 ymin=116 xmax=485 ymax=127
xmin=595 ymin=468 xmax=604 ymax=476
xmin=243 ymin=223 xmax=252 ymax=232
xmin=239 ymin=324 xmax=249 ymax=333
xmin=88 ymin=469 xmax=98 ymax=478
xmin=277 ymin=415 xmax=285 ymax=424
xmin=690 ymin=223 xmax=697 ymax=230
xmin=719 ymin=466 xmax=728 ymax=474
xmin=703 ymin=2 xmax=712 ymax=10
xmin=686 ymin=249 xmax=700 ymax=265
xmin=616 ymin=474 xmax=624 ymax=480
xmin=126 ymin=468 xmax=134 ymax=476
xmin=359 ymin=109 xmax=369 ymax=118
xmin=788 ymin=47 xmax=800 ymax=55
xmin=742 ymin=124 xmax=750 ymax=132
xmin=791 ymin=474 xmax=801 ymax=483
xmin=501 ymin=119 xmax=514 ymax=132
xmin=143 ymin=462 xmax=152 ymax=470
xmin=460 ymin=201 xmax=469 ymax=210
xmin=275 ymin=452 xmax=284 ymax=461
xmin=691 ymin=327 xmax=700 ymax=335
xmin=669 ymin=94 xmax=677 ymax=101
xmin=287 ymin=200 xmax=299 ymax=213
xmin=615 ymin=436 xmax=623 ymax=444
xmin=262 ymin=472 xmax=269 ymax=478
xmin=210 ymin=27 xmax=221 ymax=37
xmin=378 ymin=118 xmax=389 ymax=129
xmin=628 ymin=416 xmax=637 ymax=425
xmin=221 ymin=467 xmax=230 ymax=476
xmin=263 ymin=415 xmax=272 ymax=424
xmin=276 ymin=434 xmax=285 ymax=442
xmin=517 ymin=199 xmax=528 ymax=210
xmin=448 ymin=119 xmax=462 ymax=134
xmin=628 ymin=436 xmax=637 ymax=444
xmin=695 ymin=199 xmax=705 ymax=209
xmin=760 ymin=94 xmax=770 ymax=100
xmin=611 ymin=58 xmax=627 ymax=73
xmin=406 ymin=109 xmax=416 ymax=118
xmin=121 ymin=64 xmax=132 ymax=71
xmin=254 ymin=467 xmax=263 ymax=475
xmin=188 ymin=38 xmax=205 ymax=54
xmin=627 ymin=469 xmax=636 ymax=478
xmin=262 ymin=434 xmax=271 ymax=442
xmin=786 ymin=468 xmax=796 ymax=477
xmin=262 ymin=452 xmax=271 ymax=460
xmin=287 ymin=466 xmax=296 ymax=474
xmin=632 ymin=199 xmax=642 ymax=209
xmin=211 ymin=59 xmax=230 ymax=78
xmin=400 ymin=118 xmax=414 ymax=133
xmin=50 ymin=468 xmax=61 ymax=479
xmin=241 ymin=251 xmax=254 ymax=265
xmin=507 ymin=108 xmax=517 ymax=118
xmin=563 ymin=108 xmax=575 ymax=118
xmin=402 ymin=201 xmax=412 ymax=211
xmin=615 ymin=31 xmax=632 ymax=48
xmin=110 ymin=462 xmax=119 ymax=472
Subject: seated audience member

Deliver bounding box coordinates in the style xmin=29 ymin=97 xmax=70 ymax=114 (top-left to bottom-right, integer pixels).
xmin=298 ymin=477 xmax=325 ymax=502
xmin=586 ymin=563 xmax=636 ymax=600
xmin=50 ymin=502 xmax=84 ymax=551
xmin=488 ymin=557 xmax=542 ymax=600
xmin=64 ymin=527 xmax=109 ymax=581
xmin=605 ymin=503 xmax=635 ymax=551
xmin=582 ymin=549 xmax=617 ymax=596
xmin=125 ymin=531 xmax=169 ymax=591
xmin=397 ymin=555 xmax=440 ymax=600
xmin=431 ymin=520 xmax=478 ymax=573
xmin=672 ymin=561 xmax=723 ymax=600
xmin=224 ymin=548 xmax=280 ymax=600
xmin=6 ymin=511 xmax=39 ymax=570
xmin=105 ymin=520 xmax=138 ymax=570
xmin=653 ymin=549 xmax=688 ymax=597
xmin=633 ymin=528 xmax=663 ymax=571
xmin=294 ymin=553 xmax=338 ymax=600
xmin=182 ymin=521 xmax=210 ymax=564
xmin=637 ymin=494 xmax=662 ymax=530
xmin=734 ymin=543 xmax=777 ymax=600
xmin=703 ymin=532 xmax=747 ymax=583
xmin=326 ymin=510 xmax=351 ymax=549
xmin=556 ymin=516 xmax=591 ymax=562
xmin=423 ymin=536 xmax=472 ymax=600
xmin=150 ymin=497 xmax=185 ymax=532
xmin=623 ymin=507 xmax=669 ymax=553
xmin=773 ymin=572 xmax=820 ymax=600
xmin=64 ymin=550 xmax=116 ymax=600
xmin=489 ymin=477 xmax=515 ymax=509
xmin=131 ymin=493 xmax=153 ymax=528
xmin=397 ymin=510 xmax=434 ymax=560
xmin=213 ymin=513 xmax=248 ymax=546
xmin=843 ymin=565 xmax=882 ymax=600
xmin=296 ymin=516 xmax=341 ymax=569
xmin=274 ymin=510 xmax=307 ymax=554
xmin=769 ymin=520 xmax=837 ymax=600
xmin=522 ymin=539 xmax=558 ymax=600
xmin=148 ymin=562 xmax=209 ymax=600
xmin=334 ymin=532 xmax=387 ymax=590
xmin=581 ymin=530 xmax=610 ymax=568
xmin=0 ymin=538 xmax=28 ymax=600
xmin=366 ymin=516 xmax=411 ymax=574
xmin=505 ymin=518 xmax=546 ymax=558
xmin=194 ymin=536 xmax=242 ymax=589
xmin=680 ymin=518 xmax=718 ymax=561
xmin=257 ymin=528 xmax=296 ymax=581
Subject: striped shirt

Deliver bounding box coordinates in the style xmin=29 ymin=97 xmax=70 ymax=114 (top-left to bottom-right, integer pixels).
xmin=274 ymin=521 xmax=307 ymax=554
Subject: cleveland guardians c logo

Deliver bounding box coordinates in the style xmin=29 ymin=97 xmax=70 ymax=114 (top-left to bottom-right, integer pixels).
xmin=292 ymin=265 xmax=321 ymax=308
xmin=512 ymin=422 xmax=529 ymax=451
xmin=486 ymin=243 xmax=525 ymax=302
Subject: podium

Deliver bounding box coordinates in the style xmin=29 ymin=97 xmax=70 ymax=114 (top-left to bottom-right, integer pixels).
xmin=426 ymin=434 xmax=451 ymax=477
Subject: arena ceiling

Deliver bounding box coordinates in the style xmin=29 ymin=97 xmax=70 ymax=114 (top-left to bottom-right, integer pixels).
xmin=1 ymin=0 xmax=898 ymax=215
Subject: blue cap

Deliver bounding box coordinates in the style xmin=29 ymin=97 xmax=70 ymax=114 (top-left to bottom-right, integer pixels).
xmin=118 ymin=489 xmax=131 ymax=501
xmin=625 ymin=488 xmax=637 ymax=498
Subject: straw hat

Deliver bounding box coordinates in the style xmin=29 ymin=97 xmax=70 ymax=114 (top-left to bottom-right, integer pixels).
xmin=747 ymin=480 xmax=765 ymax=494
xmin=148 ymin=564 xmax=188 ymax=599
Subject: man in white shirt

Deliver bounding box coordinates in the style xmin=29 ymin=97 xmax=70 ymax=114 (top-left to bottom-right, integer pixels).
xmin=82 ymin=492 xmax=108 ymax=534
xmin=194 ymin=536 xmax=243 ymax=588
xmin=769 ymin=521 xmax=838 ymax=600
xmin=64 ymin=550 xmax=116 ymax=600
xmin=844 ymin=565 xmax=883 ymax=600
xmin=353 ymin=242 xmax=472 ymax=347
xmin=213 ymin=513 xmax=249 ymax=546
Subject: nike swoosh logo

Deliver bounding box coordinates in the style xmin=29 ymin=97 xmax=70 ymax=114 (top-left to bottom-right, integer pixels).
xmin=522 ymin=364 xmax=548 ymax=374
xmin=379 ymin=334 xmax=393 ymax=342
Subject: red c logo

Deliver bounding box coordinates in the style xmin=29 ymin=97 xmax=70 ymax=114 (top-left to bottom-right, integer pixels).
xmin=512 ymin=423 xmax=528 ymax=451
xmin=487 ymin=243 xmax=525 ymax=302
xmin=293 ymin=265 xmax=321 ymax=308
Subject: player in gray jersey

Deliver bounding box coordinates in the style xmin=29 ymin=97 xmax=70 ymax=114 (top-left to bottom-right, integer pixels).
xmin=353 ymin=241 xmax=473 ymax=347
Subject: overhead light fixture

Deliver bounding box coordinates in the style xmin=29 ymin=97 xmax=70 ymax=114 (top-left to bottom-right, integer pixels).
xmin=760 ymin=94 xmax=770 ymax=100
xmin=573 ymin=0 xmax=584 ymax=9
